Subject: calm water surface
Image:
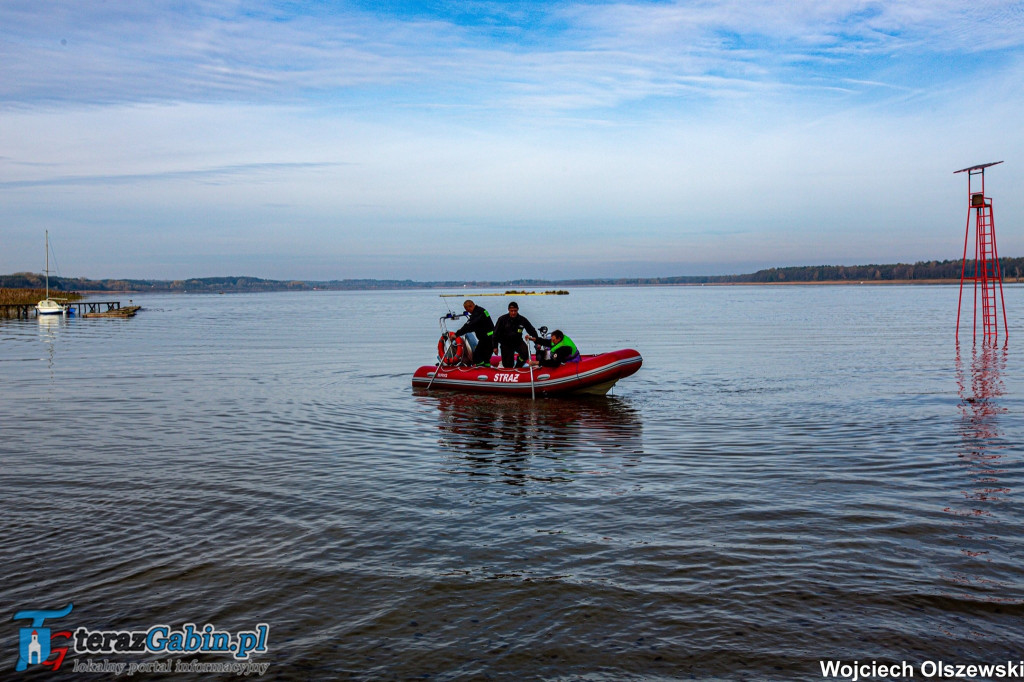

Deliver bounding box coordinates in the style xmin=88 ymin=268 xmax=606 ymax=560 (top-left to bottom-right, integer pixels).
xmin=2 ymin=286 xmax=1023 ymax=680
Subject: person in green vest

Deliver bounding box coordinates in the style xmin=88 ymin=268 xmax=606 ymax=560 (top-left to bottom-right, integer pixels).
xmin=527 ymin=329 xmax=579 ymax=368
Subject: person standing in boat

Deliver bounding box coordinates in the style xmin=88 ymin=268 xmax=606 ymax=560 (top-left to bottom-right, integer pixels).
xmin=494 ymin=301 xmax=538 ymax=369
xmin=527 ymin=330 xmax=579 ymax=368
xmin=452 ymin=300 xmax=496 ymax=366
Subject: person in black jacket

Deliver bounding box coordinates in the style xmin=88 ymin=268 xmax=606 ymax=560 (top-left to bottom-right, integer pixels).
xmin=494 ymin=301 xmax=538 ymax=368
xmin=453 ymin=299 xmax=495 ymax=366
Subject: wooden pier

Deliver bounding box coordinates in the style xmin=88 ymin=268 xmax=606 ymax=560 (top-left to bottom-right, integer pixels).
xmin=0 ymin=301 xmax=128 ymax=319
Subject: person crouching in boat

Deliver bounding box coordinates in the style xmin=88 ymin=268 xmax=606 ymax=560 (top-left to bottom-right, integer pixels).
xmin=494 ymin=301 xmax=538 ymax=368
xmin=527 ymin=330 xmax=579 ymax=368
xmin=452 ymin=299 xmax=495 ymax=367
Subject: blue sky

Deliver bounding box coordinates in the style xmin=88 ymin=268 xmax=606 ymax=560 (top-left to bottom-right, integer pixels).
xmin=2 ymin=0 xmax=1023 ymax=280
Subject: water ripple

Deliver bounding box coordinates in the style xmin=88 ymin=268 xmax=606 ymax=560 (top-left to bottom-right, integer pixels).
xmin=2 ymin=287 xmax=1023 ymax=679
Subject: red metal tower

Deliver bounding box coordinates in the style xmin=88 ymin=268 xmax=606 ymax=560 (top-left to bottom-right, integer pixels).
xmin=955 ymin=161 xmax=1008 ymax=344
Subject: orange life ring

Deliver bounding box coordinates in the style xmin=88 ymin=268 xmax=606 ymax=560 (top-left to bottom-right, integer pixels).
xmin=438 ymin=334 xmax=465 ymax=366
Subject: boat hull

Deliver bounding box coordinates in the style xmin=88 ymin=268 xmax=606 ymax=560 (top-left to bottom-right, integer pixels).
xmin=35 ymin=299 xmax=67 ymax=316
xmin=412 ymin=349 xmax=642 ymax=396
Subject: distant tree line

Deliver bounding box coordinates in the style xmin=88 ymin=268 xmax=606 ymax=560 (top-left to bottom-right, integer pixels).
xmin=0 ymin=273 xmax=477 ymax=293
xmin=557 ymin=258 xmax=1024 ymax=285
xmin=0 ymin=273 xmax=311 ymax=293
xmin=2 ymin=258 xmax=1021 ymax=293
xmin=727 ymin=258 xmax=1024 ymax=283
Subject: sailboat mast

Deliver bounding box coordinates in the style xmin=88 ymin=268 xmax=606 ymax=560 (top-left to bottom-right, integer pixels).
xmin=45 ymin=230 xmax=49 ymax=298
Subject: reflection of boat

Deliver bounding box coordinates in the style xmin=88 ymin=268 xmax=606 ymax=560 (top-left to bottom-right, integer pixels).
xmin=415 ymin=391 xmax=644 ymax=477
xmin=412 ymin=349 xmax=643 ymax=396
xmin=35 ymin=231 xmax=68 ymax=317
xmin=37 ymin=314 xmax=63 ymax=328
xmin=38 ymin=312 xmax=64 ymax=377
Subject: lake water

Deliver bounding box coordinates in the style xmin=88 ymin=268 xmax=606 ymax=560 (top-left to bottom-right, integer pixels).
xmin=2 ymin=285 xmax=1023 ymax=680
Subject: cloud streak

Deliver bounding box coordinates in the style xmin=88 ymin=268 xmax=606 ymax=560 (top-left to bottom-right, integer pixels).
xmin=1 ymin=1 xmax=1023 ymax=279
xmin=0 ymin=161 xmax=345 ymax=189
xmin=3 ymin=0 xmax=1021 ymax=112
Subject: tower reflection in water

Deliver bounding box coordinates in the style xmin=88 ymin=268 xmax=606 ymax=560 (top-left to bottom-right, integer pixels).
xmin=413 ymin=391 xmax=643 ymax=486
xmin=948 ymin=343 xmax=1014 ymax=599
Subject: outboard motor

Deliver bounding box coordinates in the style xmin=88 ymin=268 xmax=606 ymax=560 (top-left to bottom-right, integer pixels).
xmin=535 ymin=326 xmax=551 ymax=364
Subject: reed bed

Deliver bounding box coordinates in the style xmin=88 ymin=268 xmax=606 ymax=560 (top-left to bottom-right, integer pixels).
xmin=0 ymin=288 xmax=83 ymax=305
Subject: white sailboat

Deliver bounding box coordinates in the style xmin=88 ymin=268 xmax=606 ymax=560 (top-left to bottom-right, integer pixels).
xmin=35 ymin=231 xmax=68 ymax=316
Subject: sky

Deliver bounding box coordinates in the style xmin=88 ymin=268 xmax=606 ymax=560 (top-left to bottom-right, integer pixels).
xmin=1 ymin=0 xmax=1023 ymax=281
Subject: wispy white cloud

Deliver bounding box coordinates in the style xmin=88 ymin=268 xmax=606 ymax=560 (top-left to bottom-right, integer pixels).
xmin=0 ymin=161 xmax=344 ymax=189
xmin=1 ymin=1 xmax=1023 ymax=279
xmin=3 ymin=0 xmax=1021 ymax=112
xmin=567 ymin=0 xmax=1024 ymax=53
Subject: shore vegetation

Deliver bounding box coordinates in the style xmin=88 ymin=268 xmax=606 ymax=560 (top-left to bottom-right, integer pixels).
xmin=0 ymin=288 xmax=83 ymax=305
xmin=1 ymin=257 xmax=1022 ymax=294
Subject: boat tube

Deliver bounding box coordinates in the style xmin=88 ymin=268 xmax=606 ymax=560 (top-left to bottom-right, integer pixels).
xmin=412 ymin=349 xmax=642 ymax=396
xmin=413 ymin=311 xmax=641 ymax=396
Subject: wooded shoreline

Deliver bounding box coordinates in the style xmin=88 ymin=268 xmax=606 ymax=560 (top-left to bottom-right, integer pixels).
xmin=2 ymin=257 xmax=1021 ymax=294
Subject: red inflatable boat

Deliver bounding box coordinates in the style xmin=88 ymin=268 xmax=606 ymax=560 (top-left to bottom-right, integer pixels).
xmin=412 ymin=349 xmax=642 ymax=396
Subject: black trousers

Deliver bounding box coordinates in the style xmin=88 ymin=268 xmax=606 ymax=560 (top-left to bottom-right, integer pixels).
xmin=499 ymin=339 xmax=529 ymax=368
xmin=471 ymin=336 xmax=494 ymax=366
